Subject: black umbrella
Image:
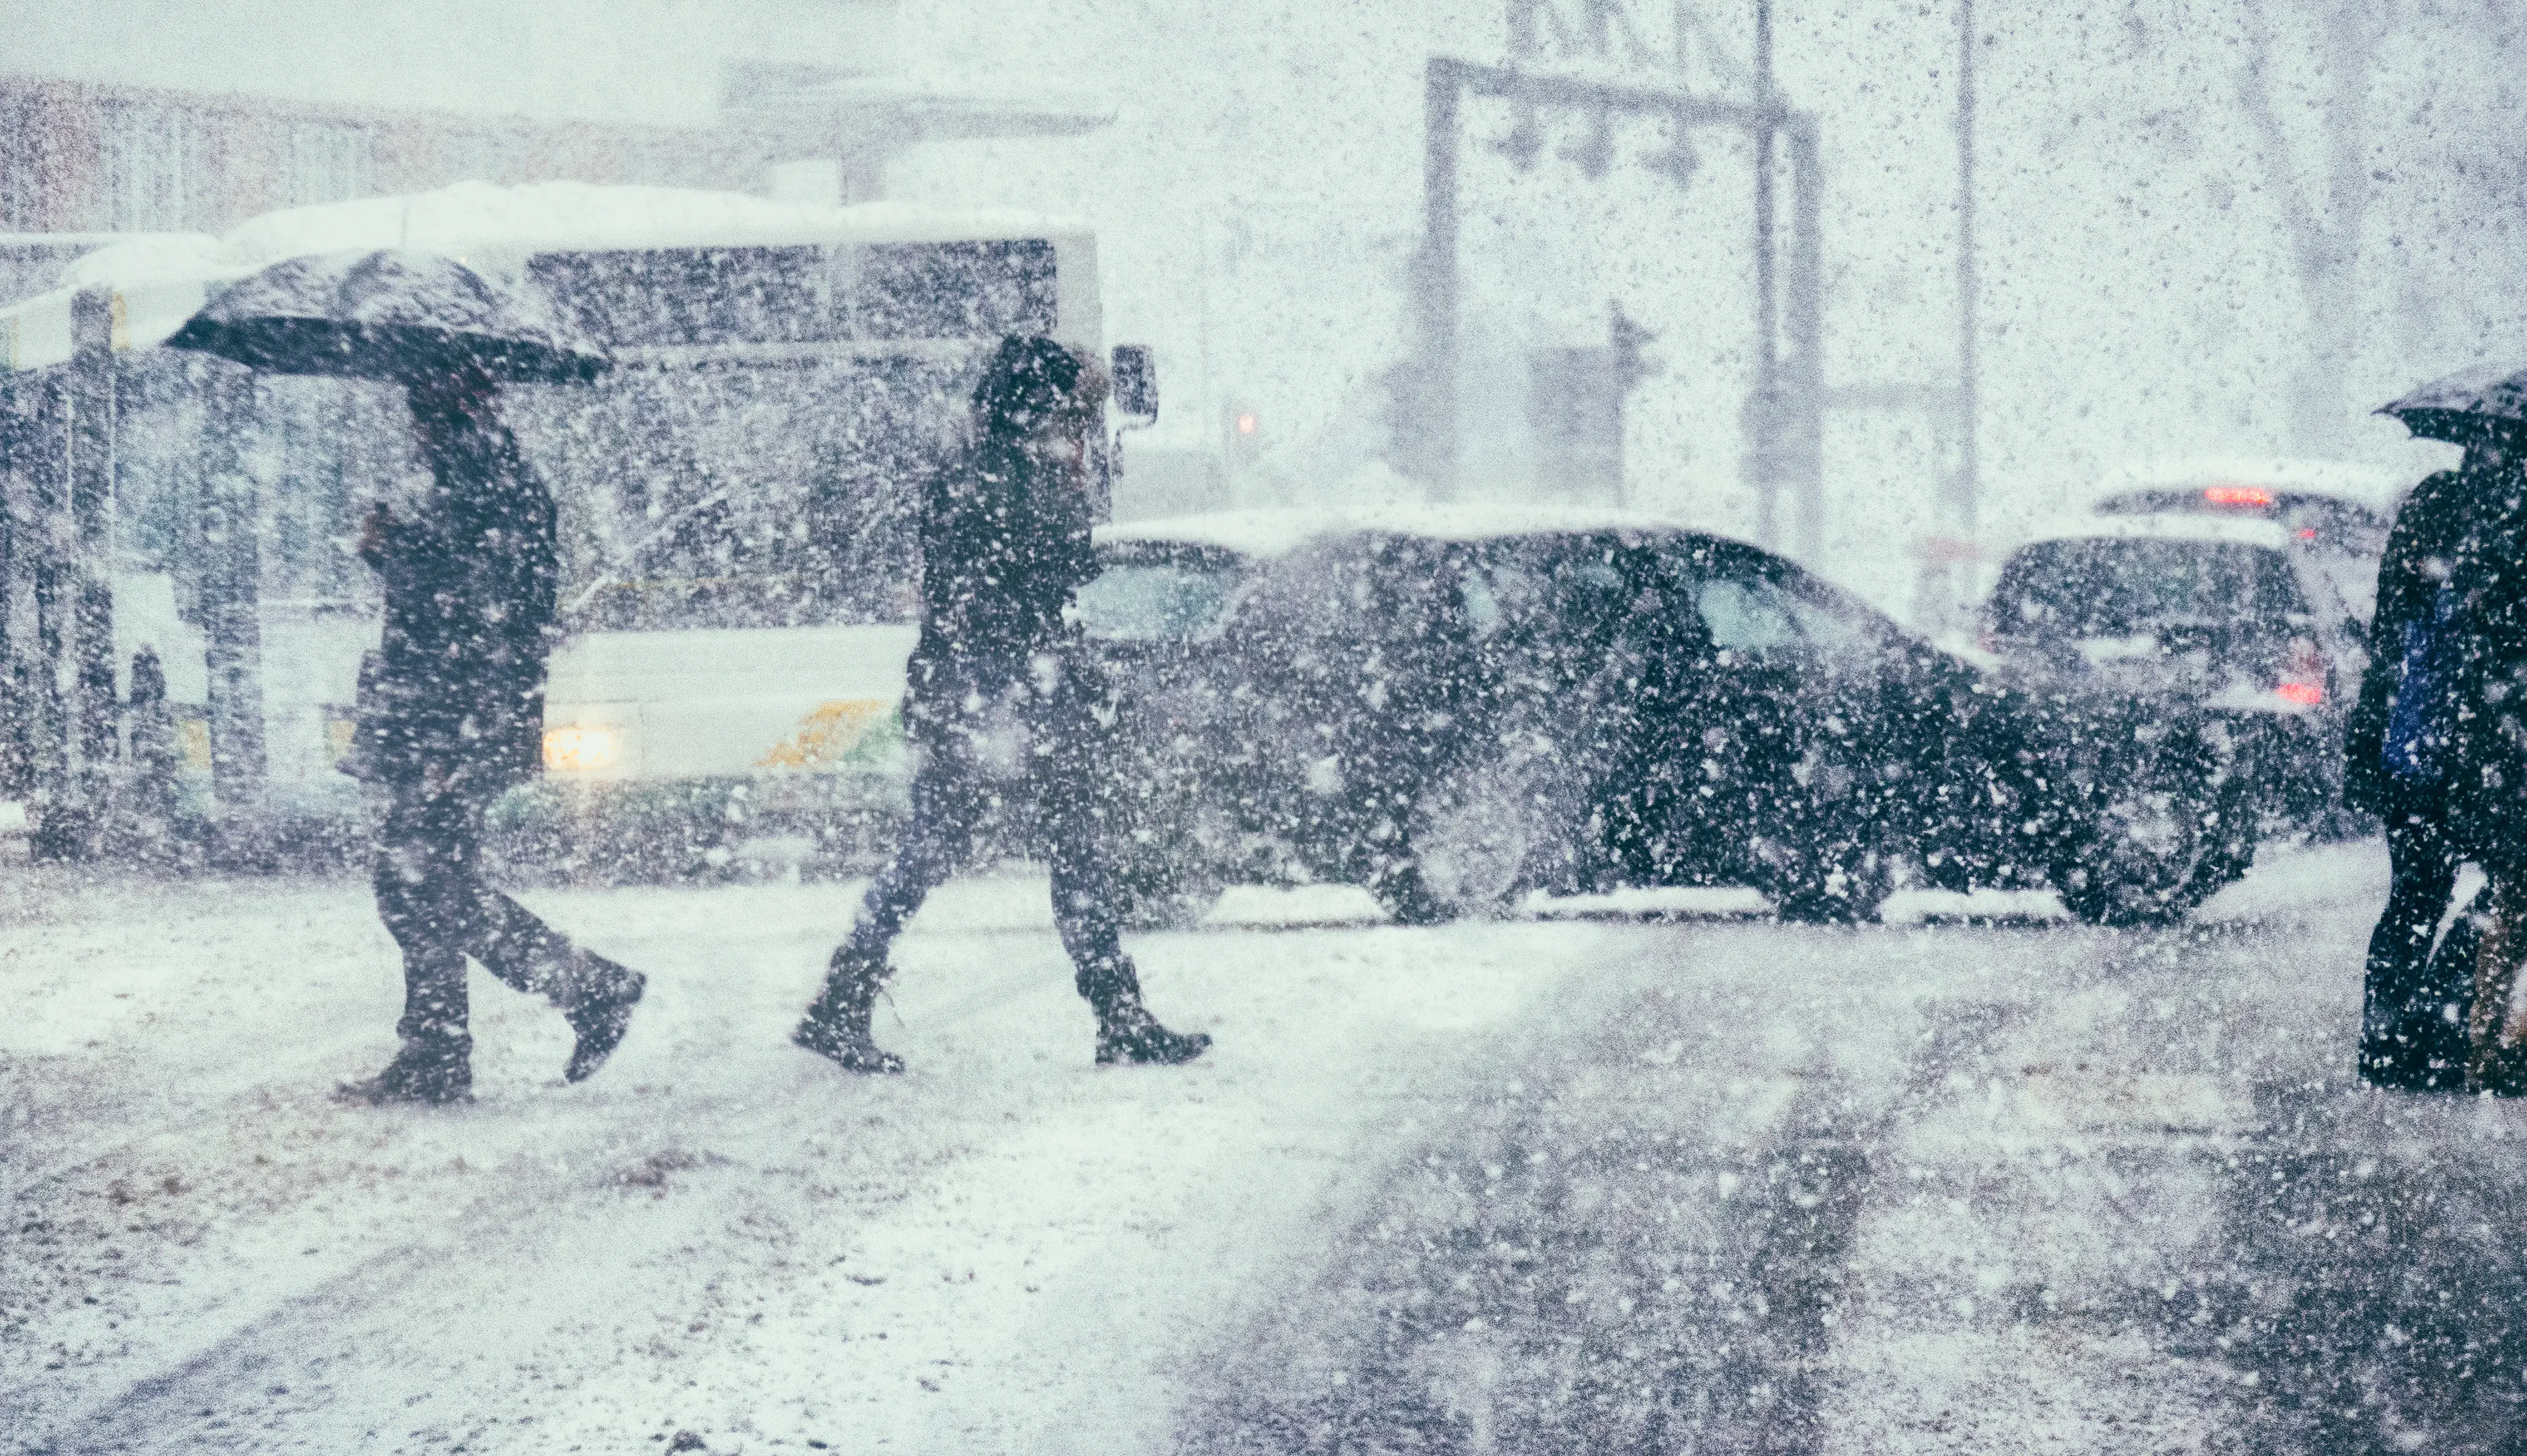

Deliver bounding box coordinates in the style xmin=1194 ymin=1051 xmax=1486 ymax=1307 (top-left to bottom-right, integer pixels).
xmin=164 ymin=248 xmax=606 ymax=385
xmin=2379 ymin=363 xmax=2527 ymax=445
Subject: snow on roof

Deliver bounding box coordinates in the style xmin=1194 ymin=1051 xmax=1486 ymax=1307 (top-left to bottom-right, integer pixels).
xmin=1 ymin=181 xmax=1095 ymax=372
xmin=2089 ymin=456 xmax=2417 ymax=517
xmin=206 ymin=182 xmax=1089 ymax=274
xmin=1098 ymin=503 xmax=1694 ymax=558
xmin=2015 ymin=511 xmax=2300 ymax=552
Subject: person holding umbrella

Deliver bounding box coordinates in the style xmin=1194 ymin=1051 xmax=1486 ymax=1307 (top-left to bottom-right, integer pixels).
xmin=791 ymin=334 xmax=1210 ymax=1074
xmin=2345 ymin=459 xmax=2479 ymax=1090
xmin=170 ymin=250 xmax=644 ymax=1105
xmin=2377 ymin=370 xmax=2527 ymax=1092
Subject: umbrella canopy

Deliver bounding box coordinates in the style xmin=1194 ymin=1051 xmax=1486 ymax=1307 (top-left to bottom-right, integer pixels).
xmin=164 ymin=248 xmax=606 ymax=386
xmin=2379 ymin=364 xmax=2527 ymax=445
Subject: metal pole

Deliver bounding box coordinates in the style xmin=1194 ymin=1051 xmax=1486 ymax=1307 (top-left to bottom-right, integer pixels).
xmin=66 ymin=289 xmax=118 ymax=848
xmin=1786 ymin=117 xmax=1825 ymax=563
xmin=1750 ymin=0 xmax=1780 ymax=548
xmin=1955 ymin=0 xmax=1980 ymax=546
xmin=1420 ymin=58 xmax=1464 ymax=502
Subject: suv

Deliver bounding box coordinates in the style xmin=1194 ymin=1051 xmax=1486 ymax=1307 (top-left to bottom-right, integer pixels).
xmin=1080 ymin=507 xmax=2044 ymax=925
xmin=1979 ymin=513 xmax=2365 ymax=921
xmin=2086 ymin=457 xmax=2407 ymax=625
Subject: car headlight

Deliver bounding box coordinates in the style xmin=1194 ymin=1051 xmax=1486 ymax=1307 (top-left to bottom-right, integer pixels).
xmin=543 ymin=725 xmax=621 ymax=773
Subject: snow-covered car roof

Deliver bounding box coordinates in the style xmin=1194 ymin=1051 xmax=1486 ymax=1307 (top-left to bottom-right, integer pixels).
xmin=2010 ymin=511 xmax=2300 ymax=554
xmin=1096 ymin=504 xmax=1695 ymax=559
xmin=2087 ymin=457 xmax=2413 ymax=518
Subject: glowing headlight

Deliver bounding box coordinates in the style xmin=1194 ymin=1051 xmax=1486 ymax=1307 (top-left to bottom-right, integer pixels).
xmin=543 ymin=725 xmax=620 ymax=772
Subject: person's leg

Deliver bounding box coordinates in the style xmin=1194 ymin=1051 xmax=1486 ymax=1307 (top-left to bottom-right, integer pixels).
xmin=796 ymin=719 xmax=986 ymax=1070
xmin=424 ymin=785 xmax=645 ymax=1082
xmin=2361 ymin=798 xmax=2462 ymax=1086
xmin=340 ymin=775 xmax=476 ymax=1104
xmin=1037 ymin=669 xmax=1208 ymax=1067
xmin=2471 ymin=875 xmax=2527 ymax=1092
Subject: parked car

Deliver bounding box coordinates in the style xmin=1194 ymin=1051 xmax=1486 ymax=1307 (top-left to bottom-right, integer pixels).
xmin=1977 ymin=511 xmax=2367 ymax=922
xmin=2085 ymin=457 xmax=2409 ymax=626
xmin=1078 ymin=507 xmax=2048 ymax=926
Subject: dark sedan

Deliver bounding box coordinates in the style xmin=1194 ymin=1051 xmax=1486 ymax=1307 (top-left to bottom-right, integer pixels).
xmin=1075 ymin=507 xmax=2046 ymax=925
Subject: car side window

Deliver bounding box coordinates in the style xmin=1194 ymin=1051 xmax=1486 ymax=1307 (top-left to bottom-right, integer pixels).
xmin=1779 ymin=582 xmax=1891 ymax=669
xmin=1696 ymin=575 xmax=1803 ymax=656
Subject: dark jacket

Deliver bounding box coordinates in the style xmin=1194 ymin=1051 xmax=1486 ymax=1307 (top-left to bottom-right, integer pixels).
xmin=357 ymin=404 xmax=561 ymax=792
xmin=2346 ymin=469 xmax=2468 ymax=814
xmin=2447 ymin=463 xmax=2527 ymax=866
xmin=909 ymin=431 xmax=1099 ymax=691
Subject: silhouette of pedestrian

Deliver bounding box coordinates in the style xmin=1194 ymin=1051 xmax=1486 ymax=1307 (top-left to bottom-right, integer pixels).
xmin=336 ymin=360 xmax=646 ymax=1106
xmin=792 ymin=336 xmax=1210 ymax=1072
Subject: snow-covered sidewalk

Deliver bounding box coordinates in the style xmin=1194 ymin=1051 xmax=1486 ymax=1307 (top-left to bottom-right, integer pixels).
xmin=4 ymin=869 xmax=1629 ymax=1453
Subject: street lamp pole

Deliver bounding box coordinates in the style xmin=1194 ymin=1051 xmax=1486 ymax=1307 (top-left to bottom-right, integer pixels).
xmin=1954 ymin=0 xmax=1980 ymax=548
xmin=1752 ymin=0 xmax=1779 ymax=550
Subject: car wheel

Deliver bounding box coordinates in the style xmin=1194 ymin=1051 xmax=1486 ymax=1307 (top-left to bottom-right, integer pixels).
xmin=2052 ymin=755 xmax=2242 ymax=927
xmin=1771 ymin=834 xmax=1897 ymax=923
xmin=1377 ymin=755 xmax=1539 ymax=925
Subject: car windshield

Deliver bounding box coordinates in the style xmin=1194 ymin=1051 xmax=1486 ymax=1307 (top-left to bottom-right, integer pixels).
xmin=1077 ymin=556 xmax=1243 ymax=642
xmin=1990 ymin=538 xmax=2309 ymax=639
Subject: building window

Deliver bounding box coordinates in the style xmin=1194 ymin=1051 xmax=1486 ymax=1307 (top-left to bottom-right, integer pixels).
xmin=283 ymin=122 xmax=370 ymax=208
xmin=103 ymin=101 xmax=200 ymax=232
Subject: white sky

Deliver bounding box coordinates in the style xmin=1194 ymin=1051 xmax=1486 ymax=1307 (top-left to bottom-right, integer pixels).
xmin=8 ymin=0 xmax=2521 ymax=607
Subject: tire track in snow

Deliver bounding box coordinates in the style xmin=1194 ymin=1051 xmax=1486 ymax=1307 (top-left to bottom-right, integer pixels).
xmin=1177 ymin=927 xmax=2036 ymax=1455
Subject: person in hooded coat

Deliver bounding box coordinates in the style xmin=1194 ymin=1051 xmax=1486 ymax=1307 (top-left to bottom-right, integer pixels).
xmin=2441 ymin=427 xmax=2527 ymax=1092
xmin=2345 ymin=464 xmax=2478 ymax=1089
xmin=791 ymin=335 xmax=1210 ymax=1072
xmin=335 ymin=361 xmax=646 ymax=1106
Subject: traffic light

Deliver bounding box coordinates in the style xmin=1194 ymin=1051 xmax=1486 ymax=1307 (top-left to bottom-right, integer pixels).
xmin=1225 ymin=401 xmax=1262 ymax=467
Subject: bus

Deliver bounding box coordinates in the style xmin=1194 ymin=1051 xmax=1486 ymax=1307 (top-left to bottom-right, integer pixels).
xmin=0 ymin=182 xmax=1152 ymax=869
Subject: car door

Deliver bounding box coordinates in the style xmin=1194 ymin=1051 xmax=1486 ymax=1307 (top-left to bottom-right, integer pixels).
xmin=1631 ymin=540 xmax=1813 ymax=882
xmin=1768 ymin=564 xmax=1928 ymax=848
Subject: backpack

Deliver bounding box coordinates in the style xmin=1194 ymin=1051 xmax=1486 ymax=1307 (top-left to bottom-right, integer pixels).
xmin=2384 ymin=581 xmax=2466 ymax=783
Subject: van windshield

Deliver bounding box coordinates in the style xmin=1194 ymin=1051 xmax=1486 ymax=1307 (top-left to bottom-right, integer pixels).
xmin=538 ymin=356 xmax=968 ymax=632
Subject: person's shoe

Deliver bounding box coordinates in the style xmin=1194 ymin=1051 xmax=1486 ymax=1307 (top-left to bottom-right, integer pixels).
xmin=563 ymin=955 xmax=646 ymax=1084
xmin=335 ymin=1035 xmax=473 ymax=1106
xmin=793 ymin=949 xmax=904 ymax=1074
xmin=1094 ymin=1005 xmax=1212 ymax=1067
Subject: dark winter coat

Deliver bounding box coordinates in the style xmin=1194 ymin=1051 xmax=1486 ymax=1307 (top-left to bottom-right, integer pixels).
xmin=2435 ymin=462 xmax=2527 ymax=868
xmin=2345 ymin=469 xmax=2469 ymax=815
xmin=908 ymin=431 xmax=1100 ymax=694
xmin=355 ymin=402 xmax=561 ymax=793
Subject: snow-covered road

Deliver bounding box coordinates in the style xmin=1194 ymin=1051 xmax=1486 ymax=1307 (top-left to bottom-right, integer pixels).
xmin=8 ymin=846 xmax=2526 ymax=1453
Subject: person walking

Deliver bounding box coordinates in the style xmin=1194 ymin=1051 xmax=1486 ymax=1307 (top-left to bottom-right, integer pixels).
xmin=2346 ymin=464 xmax=2478 ymax=1089
xmin=336 ymin=360 xmax=646 ymax=1106
xmin=2452 ymin=430 xmax=2527 ymax=1092
xmin=792 ymin=335 xmax=1210 ymax=1073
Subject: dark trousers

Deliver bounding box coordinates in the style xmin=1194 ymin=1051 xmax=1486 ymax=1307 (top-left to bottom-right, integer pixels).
xmin=2361 ymin=787 xmax=2469 ymax=1071
xmin=842 ymin=656 xmax=1139 ymax=1009
xmin=372 ymin=771 xmax=590 ymax=1044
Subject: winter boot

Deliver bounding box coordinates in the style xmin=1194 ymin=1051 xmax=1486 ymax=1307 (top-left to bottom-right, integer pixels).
xmin=1093 ymin=1002 xmax=1212 ymax=1068
xmin=562 ymin=954 xmax=646 ymax=1084
xmin=334 ymin=1032 xmax=474 ymax=1106
xmin=793 ymin=947 xmax=904 ymax=1074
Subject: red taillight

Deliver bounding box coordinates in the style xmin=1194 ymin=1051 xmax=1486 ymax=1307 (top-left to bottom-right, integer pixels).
xmin=2204 ymin=485 xmax=2274 ymax=508
xmin=2276 ymin=636 xmax=2326 ymax=706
